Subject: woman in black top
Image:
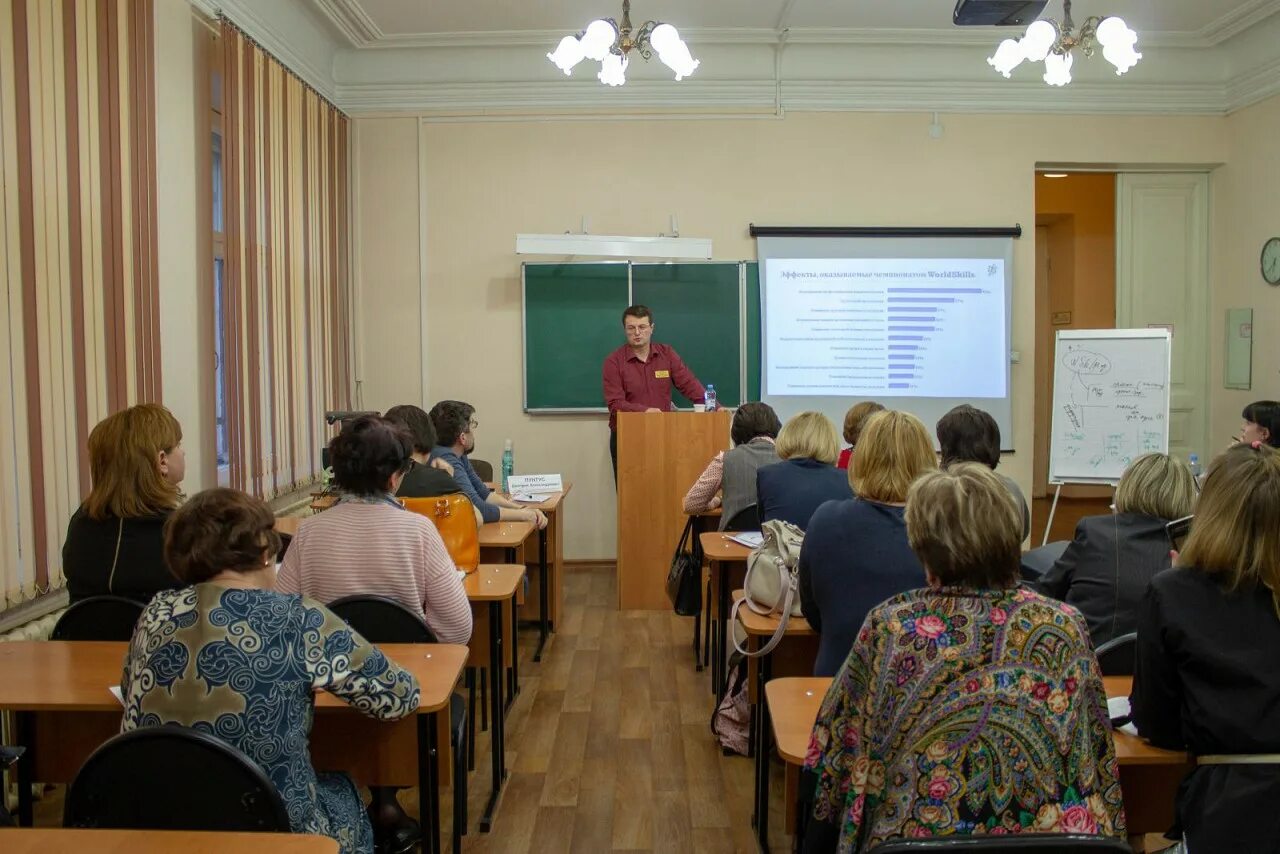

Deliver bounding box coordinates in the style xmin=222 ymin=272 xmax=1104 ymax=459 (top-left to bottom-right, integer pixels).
xmin=756 ymin=411 xmax=852 ymax=531
xmin=1035 ymin=452 xmax=1195 ymax=646
xmin=62 ymin=404 xmax=186 ymax=604
xmin=1131 ymin=443 xmax=1280 ymax=851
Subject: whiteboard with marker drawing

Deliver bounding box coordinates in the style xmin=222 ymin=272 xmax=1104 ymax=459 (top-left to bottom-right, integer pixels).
xmin=1048 ymin=329 xmax=1172 ymax=486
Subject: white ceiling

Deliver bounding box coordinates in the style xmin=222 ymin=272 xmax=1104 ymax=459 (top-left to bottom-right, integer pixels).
xmin=326 ymin=0 xmax=1266 ymax=39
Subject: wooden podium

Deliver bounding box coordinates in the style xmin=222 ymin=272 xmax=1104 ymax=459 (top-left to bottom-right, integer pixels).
xmin=616 ymin=410 xmax=732 ymax=610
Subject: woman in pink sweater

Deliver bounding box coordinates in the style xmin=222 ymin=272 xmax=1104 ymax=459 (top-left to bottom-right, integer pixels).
xmin=278 ymin=415 xmax=472 ymax=644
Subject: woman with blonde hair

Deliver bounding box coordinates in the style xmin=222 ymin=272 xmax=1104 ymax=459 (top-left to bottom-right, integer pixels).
xmin=754 ymin=411 xmax=852 ymax=530
xmin=62 ymin=403 xmax=187 ymax=603
xmin=797 ymin=410 xmax=935 ymax=676
xmin=1131 ymin=443 xmax=1280 ymax=852
xmin=804 ymin=463 xmax=1124 ymax=850
xmin=1035 ymin=452 xmax=1195 ymax=646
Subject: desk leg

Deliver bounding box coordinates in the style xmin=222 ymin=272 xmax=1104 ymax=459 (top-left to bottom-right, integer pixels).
xmin=754 ymin=653 xmax=773 ymax=853
xmin=715 ymin=561 xmax=730 ymax=708
xmin=534 ymin=527 xmax=549 ymax=662
xmin=15 ymin=711 xmax=33 ymax=826
xmin=481 ymin=600 xmax=507 ymax=832
xmin=419 ymin=711 xmax=442 ymax=854
xmin=509 ymin=594 xmax=520 ymax=709
xmin=505 ymin=546 xmax=517 ymax=704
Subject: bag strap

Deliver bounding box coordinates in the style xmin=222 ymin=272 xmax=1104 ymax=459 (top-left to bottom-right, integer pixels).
xmin=677 ymin=516 xmax=694 ymax=553
xmin=106 ymin=517 xmax=124 ymax=594
xmin=731 ymin=562 xmax=796 ymax=658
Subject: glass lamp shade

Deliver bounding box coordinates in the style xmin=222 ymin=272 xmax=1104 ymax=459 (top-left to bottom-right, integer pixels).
xmin=598 ymin=52 xmax=628 ymax=86
xmin=1095 ymin=16 xmax=1138 ymax=47
xmin=1020 ymin=19 xmax=1057 ymax=62
xmin=579 ymin=20 xmax=618 ymax=62
xmin=1102 ymin=42 xmax=1142 ymax=74
xmin=987 ymin=38 xmax=1026 ymax=77
xmin=1042 ymin=51 xmax=1073 ymax=86
xmin=649 ymin=23 xmax=699 ymax=80
xmin=547 ymin=36 xmax=586 ymax=75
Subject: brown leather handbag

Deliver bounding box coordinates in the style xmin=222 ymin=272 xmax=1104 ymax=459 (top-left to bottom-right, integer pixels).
xmin=402 ymin=495 xmax=480 ymax=573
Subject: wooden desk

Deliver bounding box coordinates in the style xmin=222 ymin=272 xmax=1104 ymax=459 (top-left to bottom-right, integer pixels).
xmin=309 ymin=493 xmax=337 ymax=514
xmin=478 ymin=519 xmax=536 ymax=707
xmin=736 ymin=591 xmax=817 ymax=851
xmin=0 ymin=641 xmax=467 ymax=854
xmin=462 ymin=564 xmax=524 ymax=832
xmin=764 ymin=675 xmax=1194 ymax=844
xmin=491 ymin=485 xmax=573 ymax=661
xmin=699 ymin=532 xmax=751 ymax=704
xmin=6 ymin=828 xmax=339 ymax=853
xmin=274 ymin=515 xmax=303 ymax=537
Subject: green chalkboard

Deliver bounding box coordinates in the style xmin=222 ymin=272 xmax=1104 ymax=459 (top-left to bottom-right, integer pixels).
xmin=632 ymin=263 xmax=743 ymax=407
xmin=522 ymin=263 xmax=628 ymax=410
xmin=523 ymin=261 xmax=763 ymax=412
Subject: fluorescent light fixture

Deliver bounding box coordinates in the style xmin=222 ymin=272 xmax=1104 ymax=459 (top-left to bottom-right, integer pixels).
xmin=516 ymin=233 xmax=712 ymax=259
xmin=1042 ymin=172 xmax=1069 ymax=178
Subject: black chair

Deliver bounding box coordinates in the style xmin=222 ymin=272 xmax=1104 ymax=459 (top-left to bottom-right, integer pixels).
xmin=63 ymin=725 xmax=289 ymax=832
xmin=50 ymin=595 xmax=145 ymax=641
xmin=328 ymin=595 xmax=469 ymax=853
xmin=1020 ymin=541 xmax=1069 ymax=583
xmin=1095 ymin=632 xmax=1137 ymax=677
xmin=867 ymin=834 xmax=1133 ymax=853
xmin=470 ymin=458 xmax=494 ymax=483
xmin=725 ymin=506 xmax=761 ymax=533
xmin=0 ymin=746 xmax=24 ymax=826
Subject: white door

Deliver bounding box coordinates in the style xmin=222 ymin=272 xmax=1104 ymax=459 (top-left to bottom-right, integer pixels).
xmin=1116 ymin=173 xmax=1210 ymax=468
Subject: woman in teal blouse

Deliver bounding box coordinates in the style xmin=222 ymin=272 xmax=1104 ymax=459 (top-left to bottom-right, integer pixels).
xmin=120 ymin=488 xmax=420 ymax=854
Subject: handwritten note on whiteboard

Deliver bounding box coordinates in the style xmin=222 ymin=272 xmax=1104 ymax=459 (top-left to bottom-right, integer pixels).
xmin=1049 ymin=329 xmax=1172 ymax=485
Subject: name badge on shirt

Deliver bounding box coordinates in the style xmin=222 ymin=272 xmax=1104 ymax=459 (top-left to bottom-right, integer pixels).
xmin=655 ymin=370 xmax=670 ymax=378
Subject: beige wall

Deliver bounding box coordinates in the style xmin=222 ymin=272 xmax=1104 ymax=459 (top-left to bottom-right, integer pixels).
xmin=1211 ymin=95 xmax=1280 ymax=451
xmin=354 ymin=111 xmax=1233 ymax=560
xmin=154 ymin=0 xmax=215 ymax=493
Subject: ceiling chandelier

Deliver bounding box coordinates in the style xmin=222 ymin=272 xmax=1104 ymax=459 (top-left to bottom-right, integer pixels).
xmin=546 ymin=0 xmax=699 ymax=87
xmin=987 ymin=0 xmax=1141 ymax=87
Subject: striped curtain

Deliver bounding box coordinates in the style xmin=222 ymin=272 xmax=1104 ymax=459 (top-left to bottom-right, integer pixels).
xmin=219 ymin=20 xmax=352 ymax=500
xmin=0 ymin=0 xmax=160 ymax=609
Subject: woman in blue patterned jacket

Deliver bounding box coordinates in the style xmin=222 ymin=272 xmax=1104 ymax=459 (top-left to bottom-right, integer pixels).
xmin=803 ymin=464 xmax=1125 ymax=852
xmin=120 ymin=488 xmax=420 ymax=854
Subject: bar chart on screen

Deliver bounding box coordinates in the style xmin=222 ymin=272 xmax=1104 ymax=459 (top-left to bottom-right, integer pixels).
xmin=764 ymin=257 xmax=1007 ymax=398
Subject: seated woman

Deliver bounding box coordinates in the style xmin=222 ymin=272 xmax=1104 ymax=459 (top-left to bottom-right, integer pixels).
xmin=836 ymin=401 xmax=884 ymax=470
xmin=1131 ymin=443 xmax=1280 ymax=851
xmin=804 ymin=464 xmax=1125 ymax=852
xmin=63 ymin=403 xmax=187 ymax=604
xmin=682 ymin=401 xmax=782 ymax=530
xmin=935 ymin=404 xmax=1030 ymax=540
xmin=120 ymin=488 xmax=420 ymax=854
xmin=1239 ymin=399 xmax=1280 ymax=447
xmin=1035 ymin=452 xmax=1194 ymax=646
xmin=798 ymin=410 xmax=933 ymax=676
xmin=278 ymin=415 xmax=471 ymax=643
xmin=755 ymin=411 xmax=852 ymax=531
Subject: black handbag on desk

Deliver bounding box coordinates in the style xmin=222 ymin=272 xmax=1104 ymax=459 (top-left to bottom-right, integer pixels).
xmin=666 ymin=517 xmax=702 ymax=616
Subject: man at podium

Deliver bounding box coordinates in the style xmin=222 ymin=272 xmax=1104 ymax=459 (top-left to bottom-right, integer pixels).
xmin=602 ymin=304 xmax=705 ymax=478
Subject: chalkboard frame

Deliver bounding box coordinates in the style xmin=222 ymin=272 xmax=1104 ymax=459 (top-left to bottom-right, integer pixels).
xmin=522 ymin=261 xmax=758 ymax=414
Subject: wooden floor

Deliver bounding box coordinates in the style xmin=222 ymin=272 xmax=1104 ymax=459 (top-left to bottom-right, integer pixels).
xmin=31 ymin=565 xmax=785 ymax=852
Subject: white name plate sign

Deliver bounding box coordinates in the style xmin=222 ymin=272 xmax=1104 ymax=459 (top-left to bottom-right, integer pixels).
xmin=507 ymin=474 xmax=563 ymax=495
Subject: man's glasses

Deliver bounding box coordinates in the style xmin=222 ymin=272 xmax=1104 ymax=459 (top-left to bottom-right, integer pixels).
xmin=624 ymin=325 xmax=651 ymax=334
xmin=468 ymin=419 xmax=479 ymax=430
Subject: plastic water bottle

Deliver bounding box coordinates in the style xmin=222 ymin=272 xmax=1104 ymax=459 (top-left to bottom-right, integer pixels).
xmin=501 ymin=439 xmax=514 ymax=493
xmin=1188 ymin=453 xmax=1201 ymax=480
xmin=704 ymin=384 xmax=718 ymax=412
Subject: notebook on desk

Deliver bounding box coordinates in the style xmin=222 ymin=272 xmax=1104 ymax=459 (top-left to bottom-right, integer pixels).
xmin=729 ymin=532 xmax=763 ymax=549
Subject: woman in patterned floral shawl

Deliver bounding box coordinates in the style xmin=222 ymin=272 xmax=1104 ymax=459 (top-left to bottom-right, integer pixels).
xmin=803 ymin=464 xmax=1125 ymax=852
xmin=120 ymin=488 xmax=421 ymax=854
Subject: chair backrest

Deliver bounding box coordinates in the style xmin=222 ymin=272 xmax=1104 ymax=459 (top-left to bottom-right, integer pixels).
xmin=1094 ymin=631 xmax=1137 ymax=677
xmin=866 ymin=833 xmax=1133 ymax=853
xmin=470 ymin=457 xmax=494 ymax=483
xmin=1020 ymin=541 xmax=1070 ymax=582
xmin=328 ymin=594 xmax=437 ymax=644
xmin=51 ymin=595 xmax=146 ymax=641
xmin=725 ymin=506 xmax=761 ymax=532
xmin=63 ymin=725 xmax=290 ymax=833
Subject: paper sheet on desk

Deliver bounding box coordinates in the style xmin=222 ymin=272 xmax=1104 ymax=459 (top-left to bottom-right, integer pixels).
xmin=1107 ymin=695 xmax=1138 ymax=735
xmin=510 ymin=493 xmax=550 ymax=503
xmin=729 ymin=532 xmax=763 ymax=548
xmin=109 ymin=685 xmax=124 ymax=706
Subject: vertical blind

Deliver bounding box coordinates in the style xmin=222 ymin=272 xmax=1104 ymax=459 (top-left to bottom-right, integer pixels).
xmin=219 ymin=21 xmax=352 ymax=500
xmin=0 ymin=0 xmax=161 ymax=609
